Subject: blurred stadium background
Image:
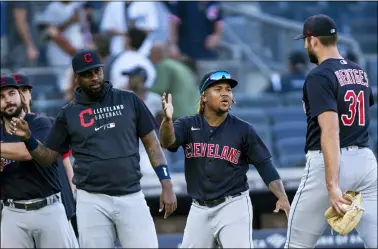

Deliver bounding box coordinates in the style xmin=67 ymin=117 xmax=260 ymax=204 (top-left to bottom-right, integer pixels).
xmin=1 ymin=1 xmax=376 ymax=248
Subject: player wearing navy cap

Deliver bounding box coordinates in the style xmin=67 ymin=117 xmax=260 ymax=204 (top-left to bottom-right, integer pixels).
xmin=285 ymin=14 xmax=377 ymax=248
xmin=0 ymin=75 xmax=73 ymax=248
xmin=14 ymin=73 xmax=79 ymax=246
xmin=9 ymin=49 xmax=177 ymax=248
xmin=159 ymin=70 xmax=290 ymax=248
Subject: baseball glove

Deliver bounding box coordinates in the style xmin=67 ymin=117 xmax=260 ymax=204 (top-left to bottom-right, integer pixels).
xmin=324 ymin=190 xmax=364 ymax=235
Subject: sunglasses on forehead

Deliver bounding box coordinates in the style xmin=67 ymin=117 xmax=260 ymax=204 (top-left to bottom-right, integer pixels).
xmin=207 ymin=71 xmax=232 ymax=82
xmin=200 ymin=71 xmax=232 ymax=93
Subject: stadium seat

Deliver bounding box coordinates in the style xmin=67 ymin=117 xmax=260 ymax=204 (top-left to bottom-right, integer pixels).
xmin=369 ymin=120 xmax=377 ymax=143
xmin=370 ymin=105 xmax=377 ymax=120
xmin=278 ymin=153 xmax=306 ymax=168
xmin=275 ymin=137 xmax=305 ymax=167
xmin=233 ymin=93 xmax=282 ymax=109
xmin=230 ymin=108 xmax=270 ymax=126
xmin=268 ymin=106 xmax=306 ymax=124
xmin=272 ymin=121 xmax=307 ymax=141
xmin=170 ymin=159 xmax=185 ymax=173
xmin=282 ymin=91 xmax=303 ymax=107
xmin=253 ymin=124 xmax=274 ymax=154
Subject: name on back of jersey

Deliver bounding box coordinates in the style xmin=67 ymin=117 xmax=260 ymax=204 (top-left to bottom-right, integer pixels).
xmin=334 ymin=68 xmax=369 ymax=88
xmin=184 ymin=143 xmax=241 ymax=165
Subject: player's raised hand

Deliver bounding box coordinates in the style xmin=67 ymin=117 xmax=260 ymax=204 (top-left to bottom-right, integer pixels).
xmin=162 ymin=92 xmax=174 ymax=120
xmin=9 ymin=117 xmax=31 ymax=140
xmin=274 ymin=196 xmax=291 ymax=218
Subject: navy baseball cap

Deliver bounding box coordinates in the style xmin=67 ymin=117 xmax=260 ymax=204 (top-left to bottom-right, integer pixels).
xmin=122 ymin=66 xmax=148 ymax=80
xmin=294 ymin=14 xmax=337 ymax=40
xmin=0 ymin=75 xmax=19 ymax=89
xmin=13 ymin=73 xmax=32 ymax=89
xmin=72 ymin=49 xmax=104 ymax=74
xmin=199 ymin=70 xmax=238 ymax=94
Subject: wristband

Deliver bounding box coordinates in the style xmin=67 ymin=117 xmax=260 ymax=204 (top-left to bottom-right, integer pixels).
xmin=154 ymin=164 xmax=171 ymax=181
xmin=23 ymin=135 xmax=39 ymax=152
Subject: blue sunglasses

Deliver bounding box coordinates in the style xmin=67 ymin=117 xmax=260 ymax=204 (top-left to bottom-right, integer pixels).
xmin=200 ymin=71 xmax=232 ymax=93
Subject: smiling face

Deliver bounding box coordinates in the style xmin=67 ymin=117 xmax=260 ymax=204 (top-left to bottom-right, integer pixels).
xmin=75 ymin=67 xmax=105 ymax=99
xmin=0 ymin=87 xmax=24 ymax=118
xmin=203 ymin=81 xmax=233 ymax=114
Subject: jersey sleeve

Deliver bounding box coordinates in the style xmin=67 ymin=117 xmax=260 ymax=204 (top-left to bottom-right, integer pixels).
xmin=29 ymin=116 xmax=53 ymax=143
xmin=167 ymin=117 xmax=188 ymax=152
xmin=44 ymin=110 xmax=71 ymax=154
xmin=244 ymin=125 xmax=272 ymax=165
xmin=133 ymin=93 xmax=159 ymax=138
xmin=305 ymin=74 xmax=338 ymax=119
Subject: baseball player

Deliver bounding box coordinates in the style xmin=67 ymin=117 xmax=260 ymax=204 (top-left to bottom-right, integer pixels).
xmin=159 ymin=70 xmax=291 ymax=248
xmin=285 ymin=14 xmax=377 ymax=248
xmin=13 ymin=73 xmax=79 ymax=246
xmin=0 ymin=76 xmax=73 ymax=248
xmin=9 ymin=49 xmax=177 ymax=248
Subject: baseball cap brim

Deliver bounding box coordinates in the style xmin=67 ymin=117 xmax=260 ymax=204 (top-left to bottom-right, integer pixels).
xmin=75 ymin=64 xmax=104 ymax=73
xmin=293 ymin=34 xmax=305 ymax=40
xmin=0 ymin=84 xmax=19 ymax=89
xmin=205 ymin=78 xmax=238 ymax=91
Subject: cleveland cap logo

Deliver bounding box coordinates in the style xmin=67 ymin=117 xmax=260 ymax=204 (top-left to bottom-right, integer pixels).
xmin=13 ymin=74 xmax=21 ymax=83
xmin=84 ymin=53 xmax=93 ymax=63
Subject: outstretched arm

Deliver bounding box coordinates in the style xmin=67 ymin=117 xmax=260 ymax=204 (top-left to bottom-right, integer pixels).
xmin=141 ymin=130 xmax=177 ymax=218
xmin=8 ymin=117 xmax=62 ymax=166
xmin=27 ymin=140 xmax=61 ymax=166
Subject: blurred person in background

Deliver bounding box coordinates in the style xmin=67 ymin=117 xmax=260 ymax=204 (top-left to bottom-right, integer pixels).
xmin=100 ymin=1 xmax=159 ymax=57
xmin=123 ymin=66 xmax=163 ymax=176
xmin=0 ymin=1 xmax=7 ymax=67
xmin=167 ymin=1 xmax=223 ymax=61
xmin=110 ymin=28 xmax=156 ymax=90
xmin=150 ymin=41 xmax=198 ymax=120
xmin=41 ymin=1 xmax=86 ymax=92
xmin=4 ymin=1 xmax=39 ymax=70
xmin=268 ymin=51 xmax=309 ymax=93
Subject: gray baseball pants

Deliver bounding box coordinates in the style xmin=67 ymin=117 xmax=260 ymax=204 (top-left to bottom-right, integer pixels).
xmin=285 ymin=146 xmax=377 ymax=248
xmin=181 ymin=190 xmax=254 ymax=248
xmin=0 ymin=193 xmax=75 ymax=248
xmin=76 ymin=189 xmax=158 ymax=248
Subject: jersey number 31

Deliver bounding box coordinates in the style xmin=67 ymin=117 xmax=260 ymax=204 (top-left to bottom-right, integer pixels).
xmin=341 ymin=90 xmax=365 ymax=126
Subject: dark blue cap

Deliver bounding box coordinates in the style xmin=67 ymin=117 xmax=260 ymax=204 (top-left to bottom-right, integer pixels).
xmin=0 ymin=75 xmax=19 ymax=89
xmin=13 ymin=73 xmax=32 ymax=89
xmin=122 ymin=66 xmax=148 ymax=80
xmin=294 ymin=14 xmax=337 ymax=40
xmin=199 ymin=70 xmax=238 ymax=93
xmin=72 ymin=49 xmax=104 ymax=73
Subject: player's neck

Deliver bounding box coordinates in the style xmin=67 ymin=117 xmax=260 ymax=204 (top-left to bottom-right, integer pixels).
xmin=203 ymin=110 xmax=228 ymax=127
xmin=317 ymin=47 xmax=343 ymax=65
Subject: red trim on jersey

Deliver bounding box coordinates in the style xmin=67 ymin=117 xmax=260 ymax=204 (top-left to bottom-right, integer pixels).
xmin=61 ymin=149 xmax=72 ymax=160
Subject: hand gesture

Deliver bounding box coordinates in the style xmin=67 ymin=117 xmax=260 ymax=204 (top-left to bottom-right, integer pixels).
xmin=274 ymin=196 xmax=291 ymax=218
xmin=159 ymin=181 xmax=177 ymax=219
xmin=162 ymin=92 xmax=174 ymax=120
xmin=328 ymin=186 xmax=351 ymax=216
xmin=9 ymin=117 xmax=31 ymax=140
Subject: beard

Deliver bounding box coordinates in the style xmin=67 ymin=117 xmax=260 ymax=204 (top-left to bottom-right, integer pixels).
xmin=0 ymin=103 xmax=24 ymax=119
xmin=78 ymin=80 xmax=105 ymax=100
xmin=307 ymin=47 xmax=318 ymax=64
